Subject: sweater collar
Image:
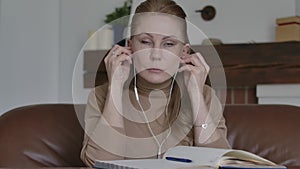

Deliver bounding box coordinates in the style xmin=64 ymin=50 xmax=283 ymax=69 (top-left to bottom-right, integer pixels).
xmin=135 ymin=75 xmax=173 ymax=97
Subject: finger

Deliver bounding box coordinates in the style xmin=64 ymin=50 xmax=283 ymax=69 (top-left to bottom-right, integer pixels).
xmin=108 ymin=45 xmax=120 ymax=58
xmin=178 ymin=64 xmax=194 ymax=73
xmin=114 ymin=54 xmax=132 ymax=65
xmin=113 ymin=47 xmax=132 ymax=57
xmin=106 ymin=47 xmax=132 ymax=66
xmin=124 ymin=46 xmax=132 ymax=50
xmin=119 ymin=47 xmax=133 ymax=56
xmin=181 ymin=55 xmax=200 ymax=67
xmin=105 ymin=47 xmax=119 ymax=65
xmin=180 ymin=50 xmax=191 ymax=59
xmin=196 ymin=53 xmax=210 ymax=72
xmin=179 ymin=64 xmax=208 ymax=75
xmin=109 ymin=45 xmax=130 ymax=55
xmin=181 ymin=53 xmax=209 ymax=71
xmin=181 ymin=57 xmax=195 ymax=65
xmin=111 ymin=44 xmax=121 ymax=53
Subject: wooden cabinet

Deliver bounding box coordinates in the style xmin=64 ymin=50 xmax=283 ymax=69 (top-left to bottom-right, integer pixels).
xmin=83 ymin=41 xmax=300 ymax=104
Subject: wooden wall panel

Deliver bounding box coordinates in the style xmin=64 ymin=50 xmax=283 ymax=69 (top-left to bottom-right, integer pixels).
xmin=83 ymin=41 xmax=300 ymax=104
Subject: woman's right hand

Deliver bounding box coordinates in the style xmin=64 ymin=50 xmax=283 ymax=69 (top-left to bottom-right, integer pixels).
xmin=104 ymin=45 xmax=133 ymax=87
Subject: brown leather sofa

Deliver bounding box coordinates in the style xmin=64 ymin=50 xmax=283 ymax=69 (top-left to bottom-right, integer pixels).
xmin=0 ymin=104 xmax=300 ymax=168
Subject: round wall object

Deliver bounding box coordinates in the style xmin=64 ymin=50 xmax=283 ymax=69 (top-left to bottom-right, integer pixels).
xmin=195 ymin=5 xmax=216 ymax=21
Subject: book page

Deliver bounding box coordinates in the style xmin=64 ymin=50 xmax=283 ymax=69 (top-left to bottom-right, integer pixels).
xmin=95 ymin=159 xmax=212 ymax=169
xmin=163 ymin=146 xmax=283 ymax=168
xmin=221 ymin=150 xmax=275 ymax=166
xmin=163 ymin=146 xmax=232 ymax=167
xmin=94 ymin=146 xmax=286 ymax=169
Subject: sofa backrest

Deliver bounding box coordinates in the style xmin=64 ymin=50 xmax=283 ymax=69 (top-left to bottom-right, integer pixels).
xmin=0 ymin=104 xmax=86 ymax=167
xmin=224 ymin=104 xmax=300 ymax=166
xmin=0 ymin=104 xmax=300 ymax=167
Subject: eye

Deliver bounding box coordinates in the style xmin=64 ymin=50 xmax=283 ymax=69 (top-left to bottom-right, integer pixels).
xmin=163 ymin=41 xmax=176 ymax=47
xmin=140 ymin=39 xmax=152 ymax=45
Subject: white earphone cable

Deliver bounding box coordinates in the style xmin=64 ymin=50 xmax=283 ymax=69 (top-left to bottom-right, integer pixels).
xmin=133 ymin=67 xmax=178 ymax=158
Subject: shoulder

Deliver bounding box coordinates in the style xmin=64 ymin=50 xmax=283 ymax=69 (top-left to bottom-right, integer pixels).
xmin=87 ymin=83 xmax=109 ymax=105
xmin=203 ymin=85 xmax=217 ymax=100
xmin=94 ymin=83 xmax=109 ymax=99
xmin=85 ymin=83 xmax=109 ymax=116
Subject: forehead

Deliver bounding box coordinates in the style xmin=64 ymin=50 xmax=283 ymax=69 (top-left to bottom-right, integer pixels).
xmin=131 ymin=13 xmax=186 ymax=42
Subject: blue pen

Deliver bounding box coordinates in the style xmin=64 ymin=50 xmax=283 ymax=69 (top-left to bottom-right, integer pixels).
xmin=165 ymin=156 xmax=193 ymax=163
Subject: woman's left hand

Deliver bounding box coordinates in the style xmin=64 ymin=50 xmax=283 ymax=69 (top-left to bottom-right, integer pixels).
xmin=178 ymin=52 xmax=210 ymax=95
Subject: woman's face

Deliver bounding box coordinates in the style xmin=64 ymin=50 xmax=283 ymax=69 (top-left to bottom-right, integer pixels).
xmin=129 ymin=13 xmax=189 ymax=84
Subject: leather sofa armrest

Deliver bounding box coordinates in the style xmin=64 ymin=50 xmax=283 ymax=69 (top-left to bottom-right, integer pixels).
xmin=0 ymin=104 xmax=86 ymax=167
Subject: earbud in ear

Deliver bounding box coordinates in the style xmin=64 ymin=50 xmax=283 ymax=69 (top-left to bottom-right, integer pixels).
xmin=183 ymin=44 xmax=191 ymax=54
xmin=134 ymin=86 xmax=139 ymax=101
xmin=133 ymin=64 xmax=139 ymax=101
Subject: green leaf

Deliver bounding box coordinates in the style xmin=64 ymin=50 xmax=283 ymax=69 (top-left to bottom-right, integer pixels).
xmin=104 ymin=0 xmax=132 ymax=25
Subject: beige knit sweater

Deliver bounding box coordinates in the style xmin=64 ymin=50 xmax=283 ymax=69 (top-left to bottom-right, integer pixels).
xmin=80 ymin=76 xmax=231 ymax=167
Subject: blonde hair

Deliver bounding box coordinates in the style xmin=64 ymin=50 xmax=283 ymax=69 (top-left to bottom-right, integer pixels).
xmin=131 ymin=0 xmax=189 ymax=43
xmin=135 ymin=0 xmax=186 ymax=19
xmin=132 ymin=0 xmax=194 ymax=146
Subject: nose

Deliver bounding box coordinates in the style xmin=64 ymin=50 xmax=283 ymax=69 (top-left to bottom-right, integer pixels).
xmin=149 ymin=48 xmax=162 ymax=61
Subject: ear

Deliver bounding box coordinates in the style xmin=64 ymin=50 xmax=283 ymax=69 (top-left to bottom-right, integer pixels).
xmin=127 ymin=39 xmax=132 ymax=47
xmin=182 ymin=44 xmax=190 ymax=55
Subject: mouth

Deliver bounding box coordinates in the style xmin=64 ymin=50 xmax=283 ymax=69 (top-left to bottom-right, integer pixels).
xmin=147 ymin=68 xmax=164 ymax=73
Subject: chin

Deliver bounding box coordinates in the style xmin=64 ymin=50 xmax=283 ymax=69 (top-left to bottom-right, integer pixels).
xmin=140 ymin=71 xmax=171 ymax=84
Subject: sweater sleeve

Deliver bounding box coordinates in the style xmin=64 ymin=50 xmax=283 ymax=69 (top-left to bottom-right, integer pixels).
xmin=193 ymin=85 xmax=231 ymax=149
xmin=80 ymin=85 xmax=124 ymax=167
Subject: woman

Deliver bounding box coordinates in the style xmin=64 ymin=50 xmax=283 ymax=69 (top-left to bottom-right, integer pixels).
xmin=81 ymin=0 xmax=230 ymax=166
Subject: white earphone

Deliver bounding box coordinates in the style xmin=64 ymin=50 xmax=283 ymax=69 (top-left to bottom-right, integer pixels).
xmin=133 ymin=64 xmax=178 ymax=158
xmin=133 ymin=66 xmax=178 ymax=103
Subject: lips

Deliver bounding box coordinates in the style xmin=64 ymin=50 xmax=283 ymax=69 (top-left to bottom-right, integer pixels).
xmin=147 ymin=68 xmax=164 ymax=73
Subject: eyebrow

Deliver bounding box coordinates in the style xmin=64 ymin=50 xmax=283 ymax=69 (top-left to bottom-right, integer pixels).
xmin=141 ymin=33 xmax=179 ymax=40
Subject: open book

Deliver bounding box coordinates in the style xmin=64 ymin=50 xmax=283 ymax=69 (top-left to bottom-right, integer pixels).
xmin=94 ymin=146 xmax=287 ymax=169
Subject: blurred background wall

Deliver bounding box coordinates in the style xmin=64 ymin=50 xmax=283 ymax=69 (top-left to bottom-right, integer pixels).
xmin=0 ymin=0 xmax=297 ymax=115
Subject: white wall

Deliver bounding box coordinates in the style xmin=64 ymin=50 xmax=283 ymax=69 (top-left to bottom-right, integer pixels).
xmin=59 ymin=0 xmax=125 ymax=103
xmin=257 ymin=84 xmax=300 ymax=107
xmin=0 ymin=0 xmax=298 ymax=115
xmin=297 ymin=0 xmax=300 ymax=16
xmin=0 ymin=0 xmax=60 ymax=115
xmin=72 ymin=0 xmax=297 ymax=104
xmin=132 ymin=0 xmax=296 ymax=44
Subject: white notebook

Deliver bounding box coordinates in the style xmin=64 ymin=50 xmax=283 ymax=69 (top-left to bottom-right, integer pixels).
xmin=94 ymin=146 xmax=287 ymax=169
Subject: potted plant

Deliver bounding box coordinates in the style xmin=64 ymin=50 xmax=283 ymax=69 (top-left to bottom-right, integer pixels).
xmin=105 ymin=0 xmax=132 ymax=43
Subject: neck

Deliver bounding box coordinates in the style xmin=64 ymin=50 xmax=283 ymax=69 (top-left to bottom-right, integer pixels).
xmin=134 ymin=75 xmax=173 ymax=97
